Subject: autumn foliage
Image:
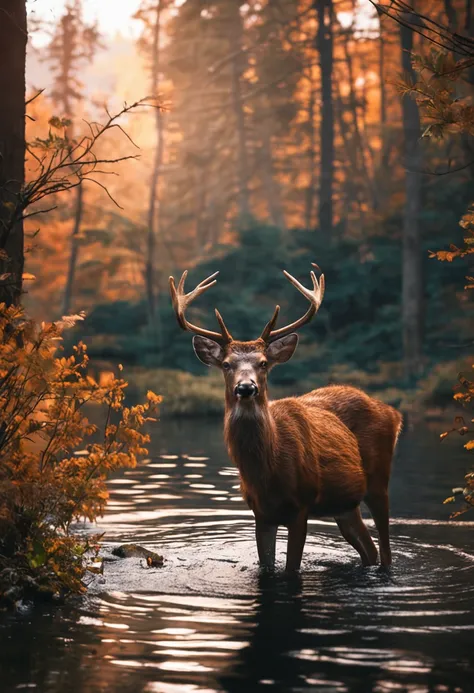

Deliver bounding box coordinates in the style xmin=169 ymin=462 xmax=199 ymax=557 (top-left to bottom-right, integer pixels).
xmin=404 ymin=47 xmax=474 ymax=517
xmin=0 ymin=304 xmax=161 ymax=603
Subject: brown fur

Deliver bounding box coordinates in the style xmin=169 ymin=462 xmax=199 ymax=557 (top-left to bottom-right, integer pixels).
xmin=300 ymin=385 xmax=403 ymax=494
xmin=194 ymin=336 xmax=402 ymax=570
xmin=225 ymin=396 xmax=367 ymax=525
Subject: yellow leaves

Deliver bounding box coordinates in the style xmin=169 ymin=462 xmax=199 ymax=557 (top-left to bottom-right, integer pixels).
xmin=429 ymin=245 xmax=466 ymax=262
xmin=147 ymin=390 xmax=163 ymax=405
xmin=99 ymin=370 xmax=116 ymax=386
xmin=464 ymin=440 xmax=474 ymax=451
xmin=459 ymin=213 xmax=474 ymax=230
xmin=0 ymin=303 xmax=161 ymax=596
xmin=55 ymin=312 xmax=86 ymax=331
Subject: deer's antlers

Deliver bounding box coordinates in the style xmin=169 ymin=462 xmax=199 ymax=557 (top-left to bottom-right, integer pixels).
xmin=169 ymin=270 xmax=233 ymax=344
xmin=260 ymin=264 xmax=325 ymax=343
xmin=169 ymin=264 xmax=324 ymax=345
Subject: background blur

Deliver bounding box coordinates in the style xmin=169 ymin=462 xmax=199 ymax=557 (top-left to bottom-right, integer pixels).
xmin=23 ymin=0 xmax=474 ymax=417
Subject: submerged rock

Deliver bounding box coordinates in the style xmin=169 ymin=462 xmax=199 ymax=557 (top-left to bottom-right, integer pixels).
xmin=111 ymin=544 xmax=164 ymax=567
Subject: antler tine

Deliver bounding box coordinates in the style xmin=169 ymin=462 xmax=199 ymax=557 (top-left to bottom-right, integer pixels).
xmin=261 ymin=265 xmax=325 ymax=343
xmin=215 ymin=309 xmax=233 ymax=343
xmin=169 ymin=270 xmax=233 ymax=344
xmin=259 ymin=304 xmax=280 ymax=342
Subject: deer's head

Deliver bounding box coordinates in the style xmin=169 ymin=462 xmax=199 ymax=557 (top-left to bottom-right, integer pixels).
xmin=169 ymin=266 xmax=325 ymax=404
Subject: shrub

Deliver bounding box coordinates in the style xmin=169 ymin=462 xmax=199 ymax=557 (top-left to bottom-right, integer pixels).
xmin=0 ymin=304 xmax=161 ymax=604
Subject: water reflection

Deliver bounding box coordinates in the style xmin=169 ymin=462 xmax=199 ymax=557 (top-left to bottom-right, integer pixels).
xmin=1 ymin=418 xmax=474 ymax=692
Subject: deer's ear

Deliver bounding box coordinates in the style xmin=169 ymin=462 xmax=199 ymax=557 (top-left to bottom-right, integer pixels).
xmin=266 ymin=333 xmax=299 ymax=364
xmin=193 ymin=335 xmax=224 ymax=367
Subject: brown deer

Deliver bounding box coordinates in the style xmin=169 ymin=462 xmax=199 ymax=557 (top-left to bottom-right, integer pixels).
xmin=169 ymin=266 xmax=402 ymax=571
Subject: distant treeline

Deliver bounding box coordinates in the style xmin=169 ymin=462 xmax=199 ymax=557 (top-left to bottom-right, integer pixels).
xmin=74 ymin=173 xmax=473 ymax=390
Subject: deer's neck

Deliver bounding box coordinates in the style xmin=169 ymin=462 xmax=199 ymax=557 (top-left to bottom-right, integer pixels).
xmin=224 ymin=395 xmax=277 ymax=479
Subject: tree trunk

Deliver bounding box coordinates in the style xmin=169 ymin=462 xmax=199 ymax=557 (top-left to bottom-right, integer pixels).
xmin=145 ymin=2 xmax=164 ymax=322
xmin=400 ymin=22 xmax=423 ymax=378
xmin=335 ymin=90 xmax=364 ymax=220
xmin=466 ymin=0 xmax=472 ymax=31
xmin=343 ymin=35 xmax=378 ymax=211
xmin=0 ymin=1 xmax=27 ymax=306
xmin=315 ymin=0 xmax=334 ymax=235
xmin=229 ymin=14 xmax=251 ymax=227
xmin=304 ymin=82 xmax=316 ymax=229
xmin=62 ymin=183 xmax=83 ymax=315
xmin=444 ymin=0 xmax=457 ymax=29
xmin=379 ymin=21 xmax=390 ymax=172
xmin=257 ymin=95 xmax=285 ymax=231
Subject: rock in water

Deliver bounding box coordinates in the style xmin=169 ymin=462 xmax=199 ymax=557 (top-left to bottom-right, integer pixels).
xmin=111 ymin=544 xmax=164 ymax=566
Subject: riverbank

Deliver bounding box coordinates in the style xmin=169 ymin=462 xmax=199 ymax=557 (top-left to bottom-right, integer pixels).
xmin=124 ymin=357 xmax=472 ymax=419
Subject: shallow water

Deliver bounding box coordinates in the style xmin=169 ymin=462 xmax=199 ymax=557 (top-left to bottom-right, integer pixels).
xmin=2 ymin=417 xmax=474 ymax=693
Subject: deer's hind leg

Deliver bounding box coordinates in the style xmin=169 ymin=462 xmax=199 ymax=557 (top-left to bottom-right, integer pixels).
xmin=365 ymin=490 xmax=391 ymax=567
xmin=336 ymin=506 xmax=378 ymax=566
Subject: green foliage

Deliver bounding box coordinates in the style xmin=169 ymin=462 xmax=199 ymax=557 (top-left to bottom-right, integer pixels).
xmin=78 ymin=183 xmax=474 ymax=391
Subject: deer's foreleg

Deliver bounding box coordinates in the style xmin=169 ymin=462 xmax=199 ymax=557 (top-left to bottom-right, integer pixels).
xmin=255 ymin=519 xmax=277 ymax=569
xmin=286 ymin=510 xmax=308 ymax=572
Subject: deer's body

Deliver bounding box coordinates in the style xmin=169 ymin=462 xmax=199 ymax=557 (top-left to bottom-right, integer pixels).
xmin=170 ymin=266 xmax=402 ymax=571
xmin=225 ymin=392 xmax=367 ymax=525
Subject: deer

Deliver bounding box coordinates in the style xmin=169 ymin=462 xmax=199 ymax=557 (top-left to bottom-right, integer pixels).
xmin=169 ymin=266 xmax=402 ymax=572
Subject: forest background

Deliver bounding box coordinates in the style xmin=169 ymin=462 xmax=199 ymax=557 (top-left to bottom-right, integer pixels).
xmin=1 ymin=0 xmax=474 ymax=601
xmin=20 ymin=0 xmax=474 ymax=418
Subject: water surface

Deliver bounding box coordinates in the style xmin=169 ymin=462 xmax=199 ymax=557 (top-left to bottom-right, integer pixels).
xmin=1 ymin=417 xmax=474 ymax=693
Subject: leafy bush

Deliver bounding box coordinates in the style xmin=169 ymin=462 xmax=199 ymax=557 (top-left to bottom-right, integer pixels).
xmin=0 ymin=304 xmax=161 ymax=604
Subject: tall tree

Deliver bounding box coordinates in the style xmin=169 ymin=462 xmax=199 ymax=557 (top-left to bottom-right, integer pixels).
xmin=136 ymin=1 xmax=166 ymax=322
xmin=315 ymin=0 xmax=334 ymax=234
xmin=45 ymin=0 xmax=100 ymax=316
xmin=304 ymin=76 xmax=317 ymax=229
xmin=258 ymin=98 xmax=286 ymax=231
xmin=400 ymin=20 xmax=423 ymax=378
xmin=228 ymin=2 xmax=251 ymax=226
xmin=0 ymin=1 xmax=27 ymax=306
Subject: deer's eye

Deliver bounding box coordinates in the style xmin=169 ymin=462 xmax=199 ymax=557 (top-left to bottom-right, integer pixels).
xmin=222 ymin=362 xmax=231 ymax=370
xmin=260 ymin=361 xmax=268 ymax=369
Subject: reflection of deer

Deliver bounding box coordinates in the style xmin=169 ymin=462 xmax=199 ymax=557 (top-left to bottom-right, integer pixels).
xmin=170 ymin=266 xmax=402 ymax=570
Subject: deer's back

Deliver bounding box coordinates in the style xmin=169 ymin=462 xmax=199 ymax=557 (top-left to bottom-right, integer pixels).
xmin=299 ymin=385 xmax=402 ymax=485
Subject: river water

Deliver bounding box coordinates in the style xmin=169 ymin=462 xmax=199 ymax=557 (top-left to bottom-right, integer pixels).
xmin=1 ymin=417 xmax=474 ymax=693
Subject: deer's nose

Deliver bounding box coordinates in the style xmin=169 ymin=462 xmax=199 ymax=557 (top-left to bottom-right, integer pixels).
xmin=235 ymin=381 xmax=258 ymax=398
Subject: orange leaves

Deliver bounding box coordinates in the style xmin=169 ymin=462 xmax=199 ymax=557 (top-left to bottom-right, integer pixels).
xmin=0 ymin=303 xmax=161 ymax=598
xmin=147 ymin=390 xmax=163 ymax=405
xmin=428 ymin=247 xmax=462 ymax=262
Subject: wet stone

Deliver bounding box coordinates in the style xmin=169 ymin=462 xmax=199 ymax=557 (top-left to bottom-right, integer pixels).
xmin=111 ymin=544 xmax=164 ymax=566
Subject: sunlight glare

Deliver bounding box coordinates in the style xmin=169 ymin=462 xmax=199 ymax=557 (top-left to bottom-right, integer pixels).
xmin=27 ymin=0 xmax=143 ymax=46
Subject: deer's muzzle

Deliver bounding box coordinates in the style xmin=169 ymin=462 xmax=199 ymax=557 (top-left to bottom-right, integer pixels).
xmin=234 ymin=381 xmax=258 ymax=399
